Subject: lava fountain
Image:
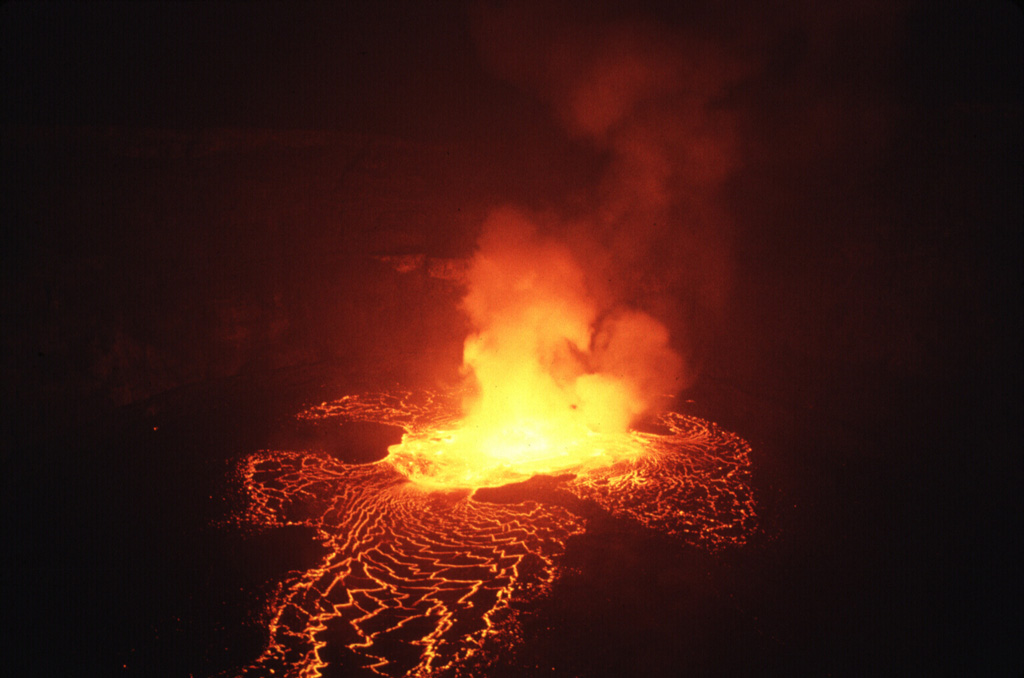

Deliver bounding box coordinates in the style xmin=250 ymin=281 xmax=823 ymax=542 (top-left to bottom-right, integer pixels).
xmin=232 ymin=211 xmax=756 ymax=677
xmin=390 ymin=209 xmax=684 ymax=489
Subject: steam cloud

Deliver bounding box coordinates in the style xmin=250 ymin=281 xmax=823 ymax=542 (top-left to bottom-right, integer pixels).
xmin=462 ymin=208 xmax=680 ymax=432
xmin=458 ymin=1 xmax=756 ymax=427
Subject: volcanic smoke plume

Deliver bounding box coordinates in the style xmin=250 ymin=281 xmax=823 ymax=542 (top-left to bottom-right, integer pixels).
xmin=458 ymin=207 xmax=681 ymax=452
xmin=391 ymin=0 xmax=768 ymax=490
xmin=469 ymin=0 xmax=749 ymax=380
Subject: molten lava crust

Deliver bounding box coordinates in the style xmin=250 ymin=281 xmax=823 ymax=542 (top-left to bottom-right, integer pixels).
xmin=235 ymin=390 xmax=755 ymax=677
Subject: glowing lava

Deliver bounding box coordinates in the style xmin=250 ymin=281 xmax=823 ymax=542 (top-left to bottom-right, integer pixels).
xmin=228 ymin=206 xmax=760 ymax=676
xmin=391 ymin=209 xmax=684 ymax=489
xmin=234 ymin=390 xmax=756 ymax=678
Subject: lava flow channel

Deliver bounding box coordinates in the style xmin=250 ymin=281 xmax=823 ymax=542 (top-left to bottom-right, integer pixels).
xmin=232 ymin=390 xmax=756 ymax=678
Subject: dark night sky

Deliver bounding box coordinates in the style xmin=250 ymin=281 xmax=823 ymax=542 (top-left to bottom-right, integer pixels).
xmin=0 ymin=1 xmax=548 ymax=141
xmin=6 ymin=1 xmax=1016 ymax=136
xmin=2 ymin=1 xmax=1021 ymax=676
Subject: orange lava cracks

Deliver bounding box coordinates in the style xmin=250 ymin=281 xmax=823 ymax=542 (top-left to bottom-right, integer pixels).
xmin=234 ymin=390 xmax=756 ymax=677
